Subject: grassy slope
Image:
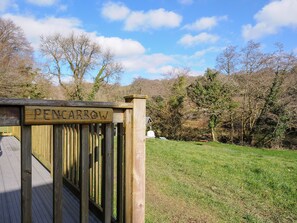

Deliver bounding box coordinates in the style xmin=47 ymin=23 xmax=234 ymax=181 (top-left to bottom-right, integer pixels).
xmin=146 ymin=139 xmax=297 ymax=223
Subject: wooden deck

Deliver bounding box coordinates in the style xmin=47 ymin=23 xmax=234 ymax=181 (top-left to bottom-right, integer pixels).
xmin=0 ymin=136 xmax=100 ymax=223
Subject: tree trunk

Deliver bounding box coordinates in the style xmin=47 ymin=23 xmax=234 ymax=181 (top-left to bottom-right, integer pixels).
xmin=211 ymin=127 xmax=217 ymax=142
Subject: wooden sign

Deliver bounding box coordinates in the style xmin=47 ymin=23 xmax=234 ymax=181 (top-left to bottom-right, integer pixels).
xmin=24 ymin=106 xmax=113 ymax=124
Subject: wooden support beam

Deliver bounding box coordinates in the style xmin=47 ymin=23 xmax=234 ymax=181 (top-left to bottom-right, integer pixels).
xmin=102 ymin=123 xmax=114 ymax=223
xmin=80 ymin=124 xmax=89 ymax=223
xmin=117 ymin=123 xmax=125 ymax=223
xmin=124 ymin=95 xmax=147 ymax=223
xmin=53 ymin=125 xmax=63 ymax=223
xmin=21 ymin=124 xmax=32 ymax=223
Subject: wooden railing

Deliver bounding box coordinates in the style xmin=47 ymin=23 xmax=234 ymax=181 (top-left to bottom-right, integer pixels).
xmin=0 ymin=95 xmax=147 ymax=223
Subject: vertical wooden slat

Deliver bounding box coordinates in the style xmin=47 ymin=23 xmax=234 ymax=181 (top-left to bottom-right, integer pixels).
xmin=117 ymin=123 xmax=125 ymax=223
xmin=102 ymin=123 xmax=114 ymax=223
xmin=80 ymin=124 xmax=89 ymax=223
xmin=53 ymin=125 xmax=63 ymax=223
xmin=63 ymin=126 xmax=67 ymax=176
xmin=95 ymin=124 xmax=100 ymax=204
xmin=124 ymin=109 xmax=133 ymax=223
xmin=73 ymin=125 xmax=79 ymax=186
xmin=89 ymin=124 xmax=94 ymax=200
xmin=21 ymin=124 xmax=32 ymax=223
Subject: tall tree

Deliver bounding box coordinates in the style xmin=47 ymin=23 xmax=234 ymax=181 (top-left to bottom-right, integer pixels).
xmin=0 ymin=18 xmax=38 ymax=98
xmin=216 ymin=45 xmax=239 ymax=75
xmin=147 ymin=70 xmax=188 ymax=140
xmin=40 ymin=33 xmax=123 ymax=101
xmin=250 ymin=44 xmax=297 ymax=147
xmin=187 ymin=69 xmax=233 ymax=141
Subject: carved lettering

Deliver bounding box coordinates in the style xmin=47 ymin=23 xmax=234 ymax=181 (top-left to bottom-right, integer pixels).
xmin=90 ymin=111 xmax=98 ymax=119
xmin=52 ymin=110 xmax=61 ymax=119
xmin=83 ymin=110 xmax=90 ymax=119
xmin=62 ymin=110 xmax=67 ymax=119
xmin=68 ymin=111 xmax=74 ymax=119
xmin=43 ymin=109 xmax=50 ymax=120
xmin=34 ymin=108 xmax=42 ymax=119
xmin=99 ymin=111 xmax=109 ymax=119
xmin=25 ymin=106 xmax=113 ymax=124
xmin=76 ymin=110 xmax=82 ymax=119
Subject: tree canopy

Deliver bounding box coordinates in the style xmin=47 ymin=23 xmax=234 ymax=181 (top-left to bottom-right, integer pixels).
xmin=40 ymin=33 xmax=123 ymax=101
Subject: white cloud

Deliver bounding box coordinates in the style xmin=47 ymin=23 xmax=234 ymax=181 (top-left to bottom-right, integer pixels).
xmin=101 ymin=2 xmax=130 ymax=21
xmin=2 ymin=14 xmax=145 ymax=57
xmin=147 ymin=65 xmax=175 ymax=74
xmin=194 ymin=47 xmax=223 ymax=57
xmin=125 ymin=8 xmax=182 ymax=31
xmin=26 ymin=0 xmax=57 ymax=6
xmin=178 ymin=33 xmax=219 ymax=46
xmin=184 ymin=16 xmax=227 ymax=31
xmin=96 ymin=36 xmax=145 ymax=57
xmin=121 ymin=54 xmax=173 ymax=72
xmin=101 ymin=2 xmax=182 ymax=31
xmin=0 ymin=0 xmax=11 ymax=11
xmin=178 ymin=0 xmax=193 ymax=5
xmin=242 ymin=0 xmax=297 ymax=40
xmin=3 ymin=14 xmax=83 ymax=48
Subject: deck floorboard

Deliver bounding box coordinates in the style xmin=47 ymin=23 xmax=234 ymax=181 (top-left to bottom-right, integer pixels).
xmin=0 ymin=136 xmax=100 ymax=223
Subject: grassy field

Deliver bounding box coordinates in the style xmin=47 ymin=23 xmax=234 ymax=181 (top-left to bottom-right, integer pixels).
xmin=145 ymin=139 xmax=297 ymax=223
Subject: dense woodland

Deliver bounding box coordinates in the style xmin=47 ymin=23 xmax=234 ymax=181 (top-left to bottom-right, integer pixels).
xmin=1 ymin=18 xmax=296 ymax=149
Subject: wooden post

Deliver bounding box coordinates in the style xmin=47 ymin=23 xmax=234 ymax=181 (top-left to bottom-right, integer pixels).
xmin=21 ymin=125 xmax=32 ymax=223
xmin=53 ymin=125 xmax=63 ymax=223
xmin=80 ymin=124 xmax=89 ymax=223
xmin=124 ymin=95 xmax=147 ymax=223
xmin=102 ymin=123 xmax=114 ymax=223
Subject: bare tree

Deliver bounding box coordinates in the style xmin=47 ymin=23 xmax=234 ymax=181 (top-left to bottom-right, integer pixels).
xmin=240 ymin=40 xmax=267 ymax=75
xmin=40 ymin=33 xmax=123 ymax=101
xmin=216 ymin=45 xmax=239 ymax=75
xmin=0 ymin=18 xmax=40 ymax=98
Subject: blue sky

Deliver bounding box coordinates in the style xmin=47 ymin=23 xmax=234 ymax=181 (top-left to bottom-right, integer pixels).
xmin=1 ymin=0 xmax=297 ymax=85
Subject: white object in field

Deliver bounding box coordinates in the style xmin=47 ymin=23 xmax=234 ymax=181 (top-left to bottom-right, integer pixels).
xmin=147 ymin=130 xmax=155 ymax=138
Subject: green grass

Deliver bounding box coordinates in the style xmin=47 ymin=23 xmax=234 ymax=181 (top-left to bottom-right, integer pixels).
xmin=145 ymin=139 xmax=297 ymax=223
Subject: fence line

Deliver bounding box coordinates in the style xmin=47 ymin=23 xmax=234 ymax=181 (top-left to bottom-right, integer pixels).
xmin=0 ymin=95 xmax=147 ymax=223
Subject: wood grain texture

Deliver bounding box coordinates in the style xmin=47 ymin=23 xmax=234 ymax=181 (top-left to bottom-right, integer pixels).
xmin=80 ymin=124 xmax=89 ymax=223
xmin=124 ymin=109 xmax=133 ymax=223
xmin=53 ymin=125 xmax=63 ymax=223
xmin=124 ymin=96 xmax=147 ymax=223
xmin=21 ymin=124 xmax=32 ymax=223
xmin=102 ymin=123 xmax=114 ymax=223
xmin=117 ymin=123 xmax=125 ymax=223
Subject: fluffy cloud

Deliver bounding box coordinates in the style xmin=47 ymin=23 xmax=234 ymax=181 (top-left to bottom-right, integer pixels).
xmin=101 ymin=2 xmax=182 ymax=31
xmin=184 ymin=16 xmax=227 ymax=31
xmin=2 ymin=14 xmax=145 ymax=57
xmin=125 ymin=8 xmax=182 ymax=31
xmin=178 ymin=33 xmax=219 ymax=46
xmin=101 ymin=2 xmax=130 ymax=21
xmin=96 ymin=36 xmax=145 ymax=57
xmin=242 ymin=0 xmax=297 ymax=40
xmin=26 ymin=0 xmax=57 ymax=6
xmin=121 ymin=53 xmax=173 ymax=71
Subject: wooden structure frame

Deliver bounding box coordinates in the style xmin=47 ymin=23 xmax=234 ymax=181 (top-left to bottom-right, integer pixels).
xmin=0 ymin=95 xmax=147 ymax=223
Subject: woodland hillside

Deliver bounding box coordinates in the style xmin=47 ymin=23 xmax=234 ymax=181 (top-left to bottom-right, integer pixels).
xmin=1 ymin=17 xmax=296 ymax=149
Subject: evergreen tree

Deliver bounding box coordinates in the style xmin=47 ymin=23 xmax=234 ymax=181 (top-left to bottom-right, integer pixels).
xmin=187 ymin=69 xmax=233 ymax=141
